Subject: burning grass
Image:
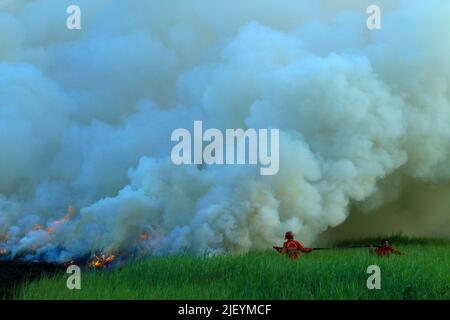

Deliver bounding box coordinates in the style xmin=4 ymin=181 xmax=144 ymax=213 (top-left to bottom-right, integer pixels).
xmin=11 ymin=239 xmax=450 ymax=300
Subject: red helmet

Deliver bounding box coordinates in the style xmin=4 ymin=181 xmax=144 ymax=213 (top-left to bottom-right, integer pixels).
xmin=285 ymin=231 xmax=294 ymax=240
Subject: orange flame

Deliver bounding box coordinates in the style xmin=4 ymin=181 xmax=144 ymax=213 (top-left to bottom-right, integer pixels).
xmin=89 ymin=254 xmax=116 ymax=269
xmin=46 ymin=205 xmax=75 ymax=235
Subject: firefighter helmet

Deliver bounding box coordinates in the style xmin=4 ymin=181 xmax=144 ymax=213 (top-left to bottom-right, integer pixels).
xmin=285 ymin=231 xmax=294 ymax=240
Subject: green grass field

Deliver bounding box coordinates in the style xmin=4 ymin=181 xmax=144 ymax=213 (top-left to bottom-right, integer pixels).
xmin=14 ymin=240 xmax=450 ymax=300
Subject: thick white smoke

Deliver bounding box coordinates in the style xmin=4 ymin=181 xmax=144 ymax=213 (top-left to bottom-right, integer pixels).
xmin=1 ymin=0 xmax=450 ymax=261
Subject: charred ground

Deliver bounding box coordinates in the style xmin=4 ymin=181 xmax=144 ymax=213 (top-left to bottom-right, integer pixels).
xmin=0 ymin=260 xmax=66 ymax=299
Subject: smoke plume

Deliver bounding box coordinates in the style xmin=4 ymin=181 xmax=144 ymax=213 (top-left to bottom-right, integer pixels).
xmin=1 ymin=0 xmax=449 ymax=261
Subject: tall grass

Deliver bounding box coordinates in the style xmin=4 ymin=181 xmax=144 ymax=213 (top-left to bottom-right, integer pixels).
xmin=335 ymin=234 xmax=450 ymax=246
xmin=14 ymin=244 xmax=450 ymax=300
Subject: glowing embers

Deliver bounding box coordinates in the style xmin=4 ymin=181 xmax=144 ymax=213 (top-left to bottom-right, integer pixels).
xmin=89 ymin=253 xmax=115 ymax=270
xmin=27 ymin=205 xmax=75 ymax=237
xmin=0 ymin=247 xmax=7 ymax=256
xmin=46 ymin=205 xmax=74 ymax=235
xmin=0 ymin=205 xmax=76 ymax=260
xmin=0 ymin=233 xmax=9 ymax=257
xmin=130 ymin=225 xmax=163 ymax=257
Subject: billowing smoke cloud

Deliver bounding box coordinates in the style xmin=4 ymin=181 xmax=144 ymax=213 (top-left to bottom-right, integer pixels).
xmin=1 ymin=0 xmax=450 ymax=261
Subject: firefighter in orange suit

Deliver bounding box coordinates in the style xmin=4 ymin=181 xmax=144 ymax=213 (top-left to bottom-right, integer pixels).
xmin=372 ymin=239 xmax=403 ymax=257
xmin=274 ymin=231 xmax=313 ymax=260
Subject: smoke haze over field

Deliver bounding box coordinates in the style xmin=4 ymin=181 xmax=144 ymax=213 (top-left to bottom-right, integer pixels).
xmin=0 ymin=0 xmax=450 ymax=261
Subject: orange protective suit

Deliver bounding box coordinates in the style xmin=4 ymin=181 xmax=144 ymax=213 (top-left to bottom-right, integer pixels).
xmin=281 ymin=240 xmax=313 ymax=260
xmin=375 ymin=246 xmax=401 ymax=257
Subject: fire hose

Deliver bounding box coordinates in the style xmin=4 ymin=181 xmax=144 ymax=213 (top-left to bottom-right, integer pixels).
xmin=273 ymin=245 xmax=381 ymax=253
